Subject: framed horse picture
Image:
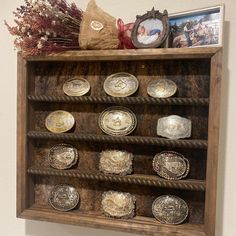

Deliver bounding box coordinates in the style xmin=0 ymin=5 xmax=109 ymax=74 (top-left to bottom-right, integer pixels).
xmin=169 ymin=5 xmax=224 ymax=48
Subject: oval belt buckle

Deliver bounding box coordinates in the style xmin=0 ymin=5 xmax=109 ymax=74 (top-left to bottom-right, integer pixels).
xmin=98 ymin=106 xmax=137 ymax=136
xmin=152 ymin=195 xmax=189 ymax=225
xmin=48 ymin=144 xmax=79 ymax=170
xmin=49 ymin=184 xmax=80 ymax=212
xmin=152 ymin=151 xmax=190 ymax=180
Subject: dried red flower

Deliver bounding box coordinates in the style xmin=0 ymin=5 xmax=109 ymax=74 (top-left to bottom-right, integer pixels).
xmin=5 ymin=0 xmax=83 ymax=55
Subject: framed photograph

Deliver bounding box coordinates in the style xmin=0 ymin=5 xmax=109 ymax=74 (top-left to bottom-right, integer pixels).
xmin=131 ymin=8 xmax=169 ymax=48
xmin=169 ymin=5 xmax=224 ymax=48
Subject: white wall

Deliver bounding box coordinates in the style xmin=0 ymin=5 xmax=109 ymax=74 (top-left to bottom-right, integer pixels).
xmin=0 ymin=0 xmax=235 ymax=235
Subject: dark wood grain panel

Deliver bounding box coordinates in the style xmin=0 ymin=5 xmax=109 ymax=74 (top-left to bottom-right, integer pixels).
xmin=32 ymin=59 xmax=210 ymax=97
xmin=32 ymin=140 xmax=207 ymax=180
xmin=17 ymin=47 xmax=222 ymax=236
xmin=32 ymin=103 xmax=209 ymax=139
xmin=33 ymin=59 xmax=210 ymax=98
xmin=33 ymin=176 xmax=205 ymax=224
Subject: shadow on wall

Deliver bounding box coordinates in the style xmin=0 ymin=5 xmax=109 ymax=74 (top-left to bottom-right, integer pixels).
xmin=216 ymin=20 xmax=230 ymax=236
xmin=25 ymin=220 xmax=141 ymax=236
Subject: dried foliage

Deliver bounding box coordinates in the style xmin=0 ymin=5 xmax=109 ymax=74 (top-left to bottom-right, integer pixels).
xmin=5 ymin=0 xmax=83 ymax=55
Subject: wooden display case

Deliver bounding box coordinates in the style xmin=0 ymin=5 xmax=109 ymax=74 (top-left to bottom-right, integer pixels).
xmin=17 ymin=47 xmax=222 ymax=236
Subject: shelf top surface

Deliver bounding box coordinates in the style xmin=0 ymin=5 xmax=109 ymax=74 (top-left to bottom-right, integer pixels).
xmin=23 ymin=47 xmax=222 ymax=62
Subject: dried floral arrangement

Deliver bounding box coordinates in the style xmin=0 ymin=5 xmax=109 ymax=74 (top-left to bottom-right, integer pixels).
xmin=5 ymin=0 xmax=138 ymax=55
xmin=5 ymin=0 xmax=83 ymax=55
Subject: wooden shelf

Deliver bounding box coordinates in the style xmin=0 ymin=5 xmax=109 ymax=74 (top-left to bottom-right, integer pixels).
xmin=28 ymin=95 xmax=209 ymax=106
xmin=19 ymin=205 xmax=205 ymax=236
xmin=28 ymin=131 xmax=208 ymax=149
xmin=25 ymin=47 xmax=221 ymax=61
xmin=17 ymin=47 xmax=222 ymax=236
xmin=27 ymin=167 xmax=206 ymax=191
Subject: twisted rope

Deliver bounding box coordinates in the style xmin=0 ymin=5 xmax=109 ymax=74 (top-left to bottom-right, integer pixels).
xmin=27 ymin=168 xmax=205 ymax=191
xmin=27 ymin=132 xmax=207 ymax=149
xmin=28 ymin=95 xmax=209 ymax=106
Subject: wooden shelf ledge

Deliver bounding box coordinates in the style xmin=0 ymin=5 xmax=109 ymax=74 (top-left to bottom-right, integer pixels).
xmin=27 ymin=167 xmax=206 ymax=191
xmin=24 ymin=47 xmax=221 ymax=61
xmin=27 ymin=131 xmax=208 ymax=149
xmin=19 ymin=205 xmax=206 ymax=236
xmin=28 ymin=95 xmax=209 ymax=106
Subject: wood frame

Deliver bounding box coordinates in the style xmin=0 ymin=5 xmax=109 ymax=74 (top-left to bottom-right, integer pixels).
xmin=131 ymin=8 xmax=169 ymax=48
xmin=17 ymin=47 xmax=222 ymax=236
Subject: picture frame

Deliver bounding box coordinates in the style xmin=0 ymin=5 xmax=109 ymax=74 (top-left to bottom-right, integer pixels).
xmin=131 ymin=8 xmax=169 ymax=48
xmin=169 ymin=5 xmax=224 ymax=48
